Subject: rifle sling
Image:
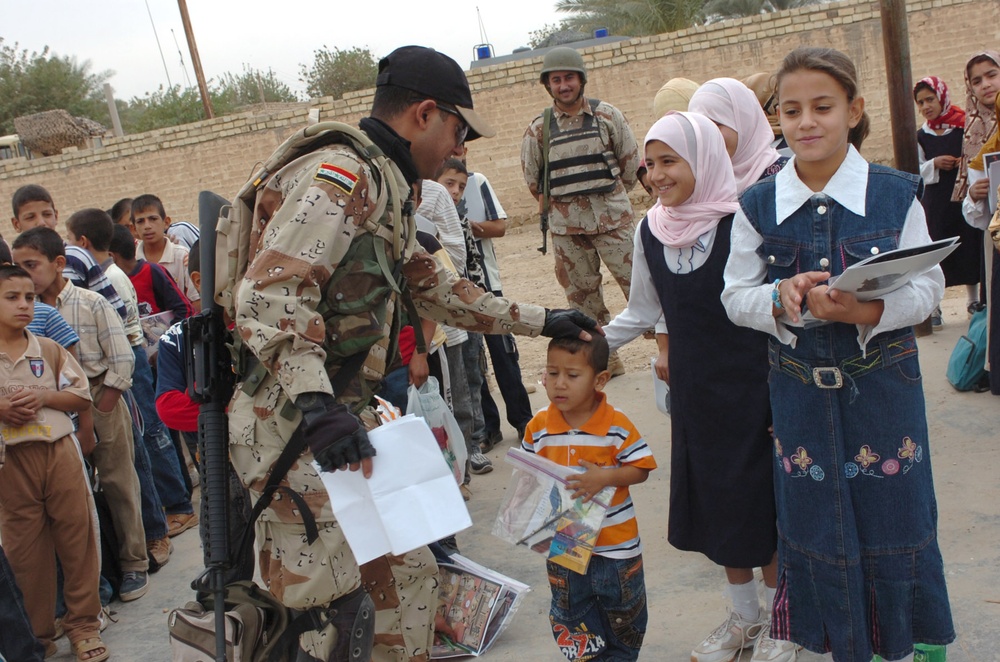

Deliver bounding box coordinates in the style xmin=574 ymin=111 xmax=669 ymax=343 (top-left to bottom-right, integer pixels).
xmin=232 ymin=349 xmax=368 ymax=564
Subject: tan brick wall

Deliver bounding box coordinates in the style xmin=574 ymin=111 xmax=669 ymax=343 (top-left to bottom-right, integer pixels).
xmin=2 ymin=0 xmax=997 ymax=239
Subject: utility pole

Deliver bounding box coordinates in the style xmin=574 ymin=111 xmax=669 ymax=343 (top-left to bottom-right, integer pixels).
xmin=177 ymin=0 xmax=214 ymax=120
xmin=879 ymin=0 xmax=917 ymax=174
xmin=879 ymin=0 xmax=931 ymax=334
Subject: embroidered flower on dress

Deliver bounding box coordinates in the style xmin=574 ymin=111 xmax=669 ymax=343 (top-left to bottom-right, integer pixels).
xmin=898 ymin=437 xmax=917 ymax=460
xmin=855 ymin=445 xmax=880 ymax=469
xmin=783 ymin=457 xmax=792 ymax=474
xmin=882 ymin=458 xmax=900 ymax=476
xmin=844 ymin=462 xmax=859 ymax=478
xmin=792 ymin=447 xmax=812 ymax=470
xmin=809 ymin=465 xmax=825 ymax=481
xmin=774 ymin=437 xmax=783 ymax=457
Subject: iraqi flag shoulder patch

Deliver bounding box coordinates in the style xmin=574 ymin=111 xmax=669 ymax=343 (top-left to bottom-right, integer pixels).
xmin=314 ymin=162 xmax=359 ymax=195
xmin=29 ymin=359 xmax=44 ymax=378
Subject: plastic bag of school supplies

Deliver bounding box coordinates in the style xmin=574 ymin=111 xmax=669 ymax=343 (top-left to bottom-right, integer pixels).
xmin=406 ymin=377 xmax=468 ymax=485
xmin=492 ymin=448 xmax=614 ymax=574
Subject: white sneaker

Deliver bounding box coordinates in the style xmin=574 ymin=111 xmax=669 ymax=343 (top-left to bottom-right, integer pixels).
xmin=691 ymin=611 xmax=766 ymax=662
xmin=751 ymin=617 xmax=799 ymax=661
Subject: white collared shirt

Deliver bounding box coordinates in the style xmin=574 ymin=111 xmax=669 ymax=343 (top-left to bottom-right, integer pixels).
xmin=722 ymin=146 xmax=944 ymax=352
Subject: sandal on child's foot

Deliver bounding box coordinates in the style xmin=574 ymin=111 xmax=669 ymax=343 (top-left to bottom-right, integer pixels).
xmin=44 ymin=640 xmax=58 ymax=658
xmin=72 ymin=636 xmax=110 ymax=662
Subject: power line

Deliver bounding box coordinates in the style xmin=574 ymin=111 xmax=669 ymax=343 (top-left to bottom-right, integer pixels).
xmin=145 ymin=0 xmax=173 ymax=89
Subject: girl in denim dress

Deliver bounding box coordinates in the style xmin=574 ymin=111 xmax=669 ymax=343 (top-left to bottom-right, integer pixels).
xmin=722 ymin=47 xmax=956 ymax=661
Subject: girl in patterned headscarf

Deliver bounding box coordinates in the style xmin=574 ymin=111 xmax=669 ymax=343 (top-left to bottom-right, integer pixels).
xmin=914 ymin=75 xmax=981 ymax=318
xmin=956 ymin=51 xmax=1000 ymax=203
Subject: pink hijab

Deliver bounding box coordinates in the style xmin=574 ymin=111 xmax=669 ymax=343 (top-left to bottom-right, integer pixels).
xmin=688 ymin=78 xmax=782 ymax=193
xmin=643 ymin=112 xmax=739 ymax=248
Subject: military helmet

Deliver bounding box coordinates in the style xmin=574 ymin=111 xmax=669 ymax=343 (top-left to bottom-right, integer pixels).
xmin=539 ymin=47 xmax=587 ymax=85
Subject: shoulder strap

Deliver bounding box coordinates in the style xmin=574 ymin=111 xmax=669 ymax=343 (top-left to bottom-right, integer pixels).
xmin=588 ymin=98 xmax=611 ymax=150
xmin=541 ymin=108 xmax=553 ymax=215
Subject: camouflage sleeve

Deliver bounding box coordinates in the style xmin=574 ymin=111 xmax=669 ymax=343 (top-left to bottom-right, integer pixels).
xmin=234 ymin=148 xmax=378 ymax=400
xmin=605 ymin=104 xmax=640 ymax=191
xmin=402 ymin=246 xmax=546 ymax=336
xmin=521 ymin=116 xmax=544 ymax=195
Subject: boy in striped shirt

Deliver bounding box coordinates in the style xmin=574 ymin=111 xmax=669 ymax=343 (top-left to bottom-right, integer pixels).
xmin=523 ymin=335 xmax=656 ymax=661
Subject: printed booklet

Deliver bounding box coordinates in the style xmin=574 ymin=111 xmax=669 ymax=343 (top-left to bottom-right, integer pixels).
xmin=432 ymin=554 xmax=529 ymax=658
xmin=492 ymin=448 xmax=615 ymax=574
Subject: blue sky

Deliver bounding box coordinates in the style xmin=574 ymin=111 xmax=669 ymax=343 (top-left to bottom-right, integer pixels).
xmin=4 ymin=0 xmax=565 ymax=100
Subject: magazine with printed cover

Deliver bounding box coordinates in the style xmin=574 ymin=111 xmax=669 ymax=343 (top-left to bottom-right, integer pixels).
xmin=431 ymin=554 xmax=529 ymax=659
xmin=139 ymin=311 xmax=174 ymax=357
xmin=492 ymin=448 xmax=615 ymax=574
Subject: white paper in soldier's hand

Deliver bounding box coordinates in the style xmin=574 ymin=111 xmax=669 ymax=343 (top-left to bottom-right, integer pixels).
xmin=316 ymin=414 xmax=472 ymax=564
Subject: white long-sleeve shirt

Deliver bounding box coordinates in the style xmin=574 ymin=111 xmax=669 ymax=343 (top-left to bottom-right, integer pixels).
xmin=962 ymin=167 xmax=993 ymax=230
xmin=722 ymin=147 xmax=944 ymax=352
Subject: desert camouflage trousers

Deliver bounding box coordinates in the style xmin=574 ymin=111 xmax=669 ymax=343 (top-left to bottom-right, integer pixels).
xmin=229 ymin=379 xmax=438 ymax=661
xmin=552 ymin=225 xmax=634 ymax=325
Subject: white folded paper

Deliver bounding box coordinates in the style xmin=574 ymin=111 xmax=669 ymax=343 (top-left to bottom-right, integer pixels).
xmin=316 ymin=414 xmax=472 ymax=564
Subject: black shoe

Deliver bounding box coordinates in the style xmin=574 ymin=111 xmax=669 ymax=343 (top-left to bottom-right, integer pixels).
xmin=968 ymin=301 xmax=986 ymax=315
xmin=480 ymin=429 xmax=503 ymax=453
xmin=517 ymin=426 xmax=527 ymax=443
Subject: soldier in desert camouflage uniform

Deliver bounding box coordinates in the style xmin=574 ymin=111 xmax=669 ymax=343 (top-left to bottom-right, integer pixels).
xmin=227 ymin=45 xmax=599 ymax=662
xmin=521 ymin=47 xmax=641 ymax=376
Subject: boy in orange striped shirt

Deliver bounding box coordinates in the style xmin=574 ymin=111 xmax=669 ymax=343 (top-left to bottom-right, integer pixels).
xmin=523 ymin=335 xmax=656 ymax=661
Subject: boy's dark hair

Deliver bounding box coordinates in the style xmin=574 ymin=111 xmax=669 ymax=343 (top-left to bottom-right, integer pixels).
xmin=548 ymin=335 xmax=610 ymax=373
xmin=188 ymin=239 xmax=200 ymax=275
xmin=11 ymin=184 xmax=54 ymax=218
xmin=776 ymin=47 xmax=871 ymax=150
xmin=109 ymin=197 xmax=134 ymax=225
xmin=0 ymin=237 xmax=11 ymax=264
xmin=437 ymin=158 xmax=468 ymax=180
xmin=131 ymin=194 xmax=166 ymax=219
xmin=0 ymin=263 xmax=33 ymax=285
xmin=67 ymin=208 xmax=115 ymax=251
xmin=109 ymin=224 xmax=137 ymax=260
xmin=11 ymin=226 xmax=66 ymax=261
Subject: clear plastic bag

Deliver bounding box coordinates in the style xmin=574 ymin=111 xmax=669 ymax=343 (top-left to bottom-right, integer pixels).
xmin=406 ymin=377 xmax=468 ymax=485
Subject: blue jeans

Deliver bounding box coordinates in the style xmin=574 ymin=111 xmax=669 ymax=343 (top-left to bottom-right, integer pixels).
xmin=460 ymin=333 xmax=487 ymax=446
xmin=0 ymin=546 xmax=44 ymax=662
xmin=126 ymin=394 xmax=169 ymax=541
xmin=546 ymin=555 xmax=647 ymax=661
xmin=130 ymin=345 xmax=193 ymax=515
xmin=768 ymin=334 xmax=954 ymax=661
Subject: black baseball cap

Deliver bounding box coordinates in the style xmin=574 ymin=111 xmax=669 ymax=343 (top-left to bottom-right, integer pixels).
xmin=376 ymin=45 xmax=495 ymax=141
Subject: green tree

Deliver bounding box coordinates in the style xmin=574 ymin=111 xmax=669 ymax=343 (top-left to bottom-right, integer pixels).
xmin=299 ymin=46 xmax=378 ymax=99
xmin=216 ymin=66 xmax=298 ymax=108
xmin=116 ymin=86 xmax=210 ymax=134
xmin=554 ymin=0 xmax=707 ymax=37
xmin=0 ymin=38 xmax=111 ymax=134
xmin=704 ymin=0 xmax=819 ymax=19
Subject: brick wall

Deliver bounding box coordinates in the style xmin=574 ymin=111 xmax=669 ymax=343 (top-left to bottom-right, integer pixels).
xmin=2 ymin=0 xmax=997 ymax=238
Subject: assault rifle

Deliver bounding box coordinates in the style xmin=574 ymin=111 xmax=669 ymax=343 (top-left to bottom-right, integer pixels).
xmin=538 ymin=210 xmax=549 ymax=255
xmin=183 ymin=191 xmax=235 ymax=662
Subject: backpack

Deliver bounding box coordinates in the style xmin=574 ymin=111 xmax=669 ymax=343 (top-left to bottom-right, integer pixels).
xmin=946 ymin=307 xmax=988 ymax=391
xmin=214 ymin=121 xmax=413 ymax=323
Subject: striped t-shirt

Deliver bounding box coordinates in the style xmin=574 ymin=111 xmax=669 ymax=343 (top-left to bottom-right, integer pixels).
xmin=523 ymin=393 xmax=656 ymax=559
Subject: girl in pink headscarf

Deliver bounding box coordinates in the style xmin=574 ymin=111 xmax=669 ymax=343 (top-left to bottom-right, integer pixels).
xmin=689 ymin=77 xmax=788 ymax=193
xmin=603 ymin=112 xmax=790 ymax=662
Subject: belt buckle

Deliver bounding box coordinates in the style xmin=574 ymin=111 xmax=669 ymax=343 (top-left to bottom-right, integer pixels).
xmin=811 ymin=367 xmax=843 ymax=389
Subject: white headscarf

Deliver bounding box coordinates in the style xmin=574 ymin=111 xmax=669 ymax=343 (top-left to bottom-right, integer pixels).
xmin=689 ymin=78 xmax=781 ymax=193
xmin=643 ymin=112 xmax=739 ymax=248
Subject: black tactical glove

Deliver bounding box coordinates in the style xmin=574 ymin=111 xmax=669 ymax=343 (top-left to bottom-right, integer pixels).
xmin=296 ymin=392 xmax=376 ymax=473
xmin=541 ymin=308 xmax=600 ymax=339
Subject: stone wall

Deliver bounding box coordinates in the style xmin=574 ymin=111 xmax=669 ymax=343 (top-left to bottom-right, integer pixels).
xmin=2 ymin=0 xmax=997 ymax=238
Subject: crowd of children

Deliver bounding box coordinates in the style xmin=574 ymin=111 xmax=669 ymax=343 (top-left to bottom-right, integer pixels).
xmin=0 ymin=187 xmax=204 ymax=661
xmin=3 ymin=41 xmax=998 ymax=662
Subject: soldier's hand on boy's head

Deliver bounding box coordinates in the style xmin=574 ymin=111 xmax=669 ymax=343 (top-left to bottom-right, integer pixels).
xmin=542 ymin=308 xmax=603 ymax=341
